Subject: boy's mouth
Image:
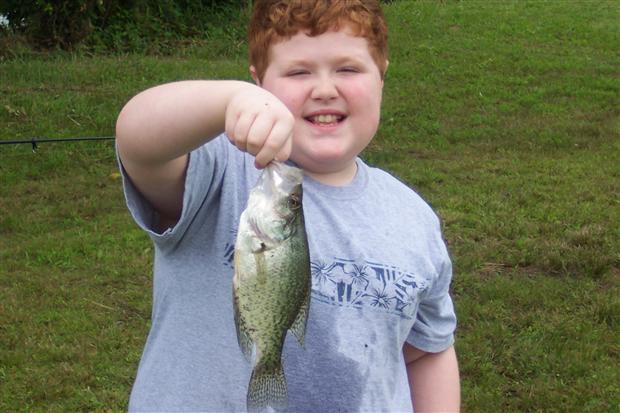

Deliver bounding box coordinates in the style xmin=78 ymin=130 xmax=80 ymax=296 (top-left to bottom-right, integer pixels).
xmin=305 ymin=114 xmax=346 ymax=125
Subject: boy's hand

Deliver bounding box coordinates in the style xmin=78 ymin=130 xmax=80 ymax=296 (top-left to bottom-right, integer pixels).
xmin=225 ymin=85 xmax=294 ymax=168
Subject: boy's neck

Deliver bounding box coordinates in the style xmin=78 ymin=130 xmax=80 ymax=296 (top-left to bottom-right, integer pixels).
xmin=304 ymin=161 xmax=358 ymax=187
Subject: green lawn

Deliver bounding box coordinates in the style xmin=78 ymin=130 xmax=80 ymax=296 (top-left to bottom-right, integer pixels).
xmin=1 ymin=1 xmax=619 ymax=411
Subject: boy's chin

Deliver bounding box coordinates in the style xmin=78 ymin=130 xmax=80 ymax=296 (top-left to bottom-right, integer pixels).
xmin=291 ymin=151 xmax=356 ymax=174
xmin=296 ymin=143 xmax=356 ymax=162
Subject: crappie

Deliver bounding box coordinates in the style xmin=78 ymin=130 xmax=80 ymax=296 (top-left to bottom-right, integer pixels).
xmin=233 ymin=161 xmax=311 ymax=412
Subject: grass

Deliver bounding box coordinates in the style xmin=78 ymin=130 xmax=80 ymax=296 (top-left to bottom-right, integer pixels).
xmin=1 ymin=1 xmax=619 ymax=411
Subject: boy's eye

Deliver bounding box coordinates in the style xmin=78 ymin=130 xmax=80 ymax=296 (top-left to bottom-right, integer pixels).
xmin=338 ymin=67 xmax=359 ymax=73
xmin=287 ymin=70 xmax=309 ymax=77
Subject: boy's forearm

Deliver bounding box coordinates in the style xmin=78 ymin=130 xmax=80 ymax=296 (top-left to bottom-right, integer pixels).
xmin=406 ymin=345 xmax=460 ymax=412
xmin=116 ymin=80 xmax=252 ymax=165
xmin=115 ymin=78 xmax=294 ymax=222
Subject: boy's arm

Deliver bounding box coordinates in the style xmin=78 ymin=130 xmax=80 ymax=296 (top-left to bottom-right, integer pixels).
xmin=115 ymin=80 xmax=294 ymax=226
xmin=403 ymin=343 xmax=460 ymax=412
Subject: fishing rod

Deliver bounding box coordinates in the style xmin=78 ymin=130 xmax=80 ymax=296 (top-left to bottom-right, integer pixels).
xmin=0 ymin=136 xmax=115 ymax=151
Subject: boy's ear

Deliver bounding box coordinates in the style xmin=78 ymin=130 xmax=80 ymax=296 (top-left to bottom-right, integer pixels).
xmin=250 ymin=65 xmax=261 ymax=86
xmin=383 ymin=60 xmax=390 ymax=78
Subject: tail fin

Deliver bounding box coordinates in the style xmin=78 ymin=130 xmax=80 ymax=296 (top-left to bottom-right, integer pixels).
xmin=247 ymin=362 xmax=288 ymax=412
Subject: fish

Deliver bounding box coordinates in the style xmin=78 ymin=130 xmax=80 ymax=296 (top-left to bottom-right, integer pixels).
xmin=233 ymin=161 xmax=311 ymax=412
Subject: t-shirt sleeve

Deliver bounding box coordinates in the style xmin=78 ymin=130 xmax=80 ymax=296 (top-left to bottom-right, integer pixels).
xmin=406 ymin=219 xmax=457 ymax=353
xmin=117 ymin=135 xmax=230 ymax=249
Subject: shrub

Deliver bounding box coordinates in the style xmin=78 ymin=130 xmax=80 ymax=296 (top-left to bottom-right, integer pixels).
xmin=0 ymin=0 xmax=248 ymax=51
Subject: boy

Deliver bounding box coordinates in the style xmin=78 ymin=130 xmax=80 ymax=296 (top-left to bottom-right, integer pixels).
xmin=115 ymin=0 xmax=460 ymax=411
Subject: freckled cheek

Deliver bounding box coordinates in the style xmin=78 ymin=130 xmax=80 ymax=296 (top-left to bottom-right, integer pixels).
xmin=289 ymin=97 xmax=306 ymax=117
xmin=273 ymin=92 xmax=304 ymax=117
xmin=264 ymin=81 xmax=304 ymax=115
xmin=346 ymin=82 xmax=383 ymax=111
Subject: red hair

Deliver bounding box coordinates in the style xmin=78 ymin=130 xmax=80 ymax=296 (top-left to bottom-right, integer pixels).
xmin=249 ymin=0 xmax=389 ymax=82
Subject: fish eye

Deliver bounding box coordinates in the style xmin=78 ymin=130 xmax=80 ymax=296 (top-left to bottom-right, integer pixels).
xmin=288 ymin=194 xmax=301 ymax=210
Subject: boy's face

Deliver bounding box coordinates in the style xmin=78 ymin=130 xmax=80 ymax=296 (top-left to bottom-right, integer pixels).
xmin=254 ymin=27 xmax=385 ymax=179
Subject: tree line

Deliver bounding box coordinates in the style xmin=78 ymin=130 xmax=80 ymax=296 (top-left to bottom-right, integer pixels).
xmin=0 ymin=0 xmax=248 ymax=51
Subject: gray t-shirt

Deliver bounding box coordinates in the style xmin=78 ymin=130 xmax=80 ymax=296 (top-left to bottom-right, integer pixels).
xmin=120 ymin=135 xmax=456 ymax=412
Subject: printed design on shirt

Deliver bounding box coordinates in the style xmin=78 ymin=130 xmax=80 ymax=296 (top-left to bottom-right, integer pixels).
xmin=223 ymin=226 xmax=240 ymax=268
xmin=224 ymin=234 xmax=425 ymax=319
xmin=310 ymin=258 xmax=428 ymax=319
xmin=223 ymin=239 xmax=235 ymax=268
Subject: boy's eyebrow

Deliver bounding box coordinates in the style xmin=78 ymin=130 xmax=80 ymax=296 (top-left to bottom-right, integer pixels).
xmin=284 ymin=58 xmax=314 ymax=68
xmin=333 ymin=55 xmax=366 ymax=66
xmin=283 ymin=55 xmax=367 ymax=68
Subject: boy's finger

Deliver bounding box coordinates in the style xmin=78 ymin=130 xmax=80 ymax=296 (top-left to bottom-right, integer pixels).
xmin=254 ymin=141 xmax=278 ymax=168
xmin=232 ymin=112 xmax=257 ymax=151
xmin=255 ymin=123 xmax=291 ymax=167
xmin=275 ymin=133 xmax=293 ymax=162
xmin=246 ymin=115 xmax=275 ymax=156
xmin=224 ymin=106 xmax=239 ymax=141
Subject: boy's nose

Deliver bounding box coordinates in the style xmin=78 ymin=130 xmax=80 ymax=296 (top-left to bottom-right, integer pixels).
xmin=311 ymin=75 xmax=338 ymax=101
